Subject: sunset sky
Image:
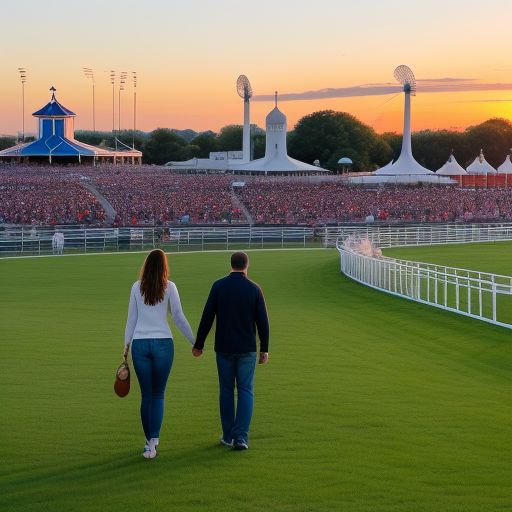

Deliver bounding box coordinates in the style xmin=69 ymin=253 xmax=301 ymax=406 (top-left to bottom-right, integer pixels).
xmin=1 ymin=0 xmax=512 ymax=136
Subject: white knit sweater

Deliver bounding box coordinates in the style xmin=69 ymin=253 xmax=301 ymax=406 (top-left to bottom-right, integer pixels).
xmin=124 ymin=280 xmax=195 ymax=347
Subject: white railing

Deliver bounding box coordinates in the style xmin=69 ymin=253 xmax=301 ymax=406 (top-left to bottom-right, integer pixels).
xmin=337 ymin=238 xmax=512 ymax=329
xmin=324 ymin=223 xmax=512 ymax=248
xmin=0 ymin=226 xmax=318 ymax=257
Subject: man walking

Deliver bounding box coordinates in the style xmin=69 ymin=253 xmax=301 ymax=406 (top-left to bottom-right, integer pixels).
xmin=192 ymin=251 xmax=269 ymax=450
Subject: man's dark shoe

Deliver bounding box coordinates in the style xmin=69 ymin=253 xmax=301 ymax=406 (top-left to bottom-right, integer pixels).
xmin=233 ymin=440 xmax=249 ymax=450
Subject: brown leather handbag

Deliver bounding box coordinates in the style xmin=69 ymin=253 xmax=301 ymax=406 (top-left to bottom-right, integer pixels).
xmin=114 ymin=358 xmax=130 ymax=397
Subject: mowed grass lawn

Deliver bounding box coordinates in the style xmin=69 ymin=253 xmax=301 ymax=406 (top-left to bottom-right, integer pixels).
xmin=0 ymin=247 xmax=510 ymax=512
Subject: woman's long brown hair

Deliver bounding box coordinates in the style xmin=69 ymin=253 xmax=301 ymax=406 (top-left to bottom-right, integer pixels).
xmin=139 ymin=249 xmax=169 ymax=305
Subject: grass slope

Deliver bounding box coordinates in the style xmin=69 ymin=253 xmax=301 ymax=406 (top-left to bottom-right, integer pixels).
xmin=0 ymin=248 xmax=510 ymax=512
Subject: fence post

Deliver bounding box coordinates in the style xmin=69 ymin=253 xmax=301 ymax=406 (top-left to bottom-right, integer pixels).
xmin=492 ymin=277 xmax=497 ymax=322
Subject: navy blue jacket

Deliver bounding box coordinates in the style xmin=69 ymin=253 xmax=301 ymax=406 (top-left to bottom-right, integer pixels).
xmin=194 ymin=272 xmax=269 ymax=354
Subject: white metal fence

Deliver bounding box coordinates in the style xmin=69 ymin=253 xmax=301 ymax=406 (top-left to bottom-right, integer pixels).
xmin=324 ymin=222 xmax=512 ymax=248
xmin=336 ymin=232 xmax=512 ymax=329
xmin=0 ymin=226 xmax=319 ymax=257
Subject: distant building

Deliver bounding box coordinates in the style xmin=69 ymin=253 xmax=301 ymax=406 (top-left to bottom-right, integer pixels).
xmin=0 ymin=87 xmax=142 ymax=165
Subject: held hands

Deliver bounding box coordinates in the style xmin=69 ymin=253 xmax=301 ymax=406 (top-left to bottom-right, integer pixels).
xmin=258 ymin=352 xmax=269 ymax=365
xmin=192 ymin=347 xmax=203 ymax=358
xmin=191 ymin=348 xmax=267 ymax=362
xmin=123 ymin=345 xmax=130 ymax=361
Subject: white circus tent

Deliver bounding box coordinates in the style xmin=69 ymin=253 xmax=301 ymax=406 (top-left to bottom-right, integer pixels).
xmin=436 ymin=153 xmax=467 ymax=175
xmin=497 ymin=153 xmax=512 ymax=173
xmin=466 ymin=149 xmax=496 ymax=174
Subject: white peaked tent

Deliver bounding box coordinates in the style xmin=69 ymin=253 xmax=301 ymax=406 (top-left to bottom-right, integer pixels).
xmin=436 ymin=153 xmax=467 ymax=175
xmin=466 ymin=149 xmax=496 ymax=174
xmin=497 ymin=154 xmax=512 ymax=173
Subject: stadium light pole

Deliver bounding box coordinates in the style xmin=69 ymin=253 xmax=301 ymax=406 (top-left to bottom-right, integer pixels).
xmin=18 ymin=68 xmax=27 ymax=142
xmin=83 ymin=67 xmax=95 ymax=131
xmin=107 ymin=70 xmax=116 ymax=134
xmin=132 ymin=71 xmax=137 ymax=149
xmin=118 ymin=71 xmax=127 ymax=133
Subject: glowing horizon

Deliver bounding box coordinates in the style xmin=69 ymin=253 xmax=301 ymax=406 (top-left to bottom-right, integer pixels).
xmin=2 ymin=0 xmax=512 ymax=137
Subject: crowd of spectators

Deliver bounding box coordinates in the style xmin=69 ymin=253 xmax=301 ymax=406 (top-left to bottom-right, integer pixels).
xmin=236 ymin=180 xmax=512 ymax=224
xmin=88 ymin=166 xmax=242 ymax=225
xmin=0 ymin=165 xmax=105 ymax=225
xmin=4 ymin=164 xmax=512 ymax=226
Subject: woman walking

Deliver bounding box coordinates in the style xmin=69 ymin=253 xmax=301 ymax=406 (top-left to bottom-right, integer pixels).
xmin=124 ymin=249 xmax=195 ymax=458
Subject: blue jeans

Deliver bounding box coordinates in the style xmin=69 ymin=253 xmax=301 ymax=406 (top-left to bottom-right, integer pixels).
xmin=216 ymin=352 xmax=257 ymax=444
xmin=131 ymin=338 xmax=174 ymax=440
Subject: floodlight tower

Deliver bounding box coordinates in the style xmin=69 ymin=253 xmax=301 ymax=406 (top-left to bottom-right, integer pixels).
xmin=83 ymin=67 xmax=95 ymax=131
xmin=108 ymin=70 xmax=116 ymax=133
xmin=236 ymin=75 xmax=253 ymax=162
xmin=118 ymin=71 xmax=127 ymax=132
xmin=132 ymin=71 xmax=138 ymax=149
xmin=377 ymin=65 xmax=432 ymax=175
xmin=18 ymin=67 xmax=27 ymax=142
xmin=394 ymin=65 xmax=416 ymax=161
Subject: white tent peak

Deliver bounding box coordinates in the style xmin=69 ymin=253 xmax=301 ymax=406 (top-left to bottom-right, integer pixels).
xmin=466 ymin=149 xmax=496 ymax=174
xmin=498 ymin=153 xmax=512 ymax=173
xmin=436 ymin=152 xmax=467 ymax=175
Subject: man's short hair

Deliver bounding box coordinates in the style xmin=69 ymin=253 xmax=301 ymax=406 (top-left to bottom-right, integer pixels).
xmin=231 ymin=251 xmax=249 ymax=270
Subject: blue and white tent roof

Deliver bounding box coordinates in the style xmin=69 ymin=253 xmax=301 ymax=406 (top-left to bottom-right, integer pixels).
xmin=0 ymin=87 xmax=141 ymax=160
xmin=32 ymin=87 xmax=76 ymax=117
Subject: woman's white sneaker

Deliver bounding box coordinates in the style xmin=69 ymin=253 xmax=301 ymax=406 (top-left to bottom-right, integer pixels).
xmin=142 ymin=438 xmax=158 ymax=459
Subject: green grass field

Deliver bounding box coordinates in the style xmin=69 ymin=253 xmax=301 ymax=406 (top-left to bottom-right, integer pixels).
xmin=1 ymin=245 xmax=511 ymax=512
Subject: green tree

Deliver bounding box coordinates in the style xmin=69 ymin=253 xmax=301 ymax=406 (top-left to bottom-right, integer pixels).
xmin=192 ymin=132 xmax=219 ymax=157
xmin=410 ymin=130 xmax=464 ymax=170
xmin=217 ymin=125 xmax=242 ymax=151
xmin=0 ymin=136 xmax=16 ymax=151
xmin=75 ymin=130 xmax=147 ymax=151
xmin=463 ymin=118 xmax=512 ymax=168
xmin=142 ymin=128 xmax=188 ymax=165
xmin=288 ymin=110 xmax=393 ymax=171
xmin=176 ymin=144 xmax=201 ymax=161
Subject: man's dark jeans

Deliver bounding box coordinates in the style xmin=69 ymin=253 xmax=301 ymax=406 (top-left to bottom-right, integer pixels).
xmin=216 ymin=352 xmax=257 ymax=444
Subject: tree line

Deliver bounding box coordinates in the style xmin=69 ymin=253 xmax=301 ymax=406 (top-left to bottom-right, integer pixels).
xmin=3 ymin=111 xmax=512 ymax=171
